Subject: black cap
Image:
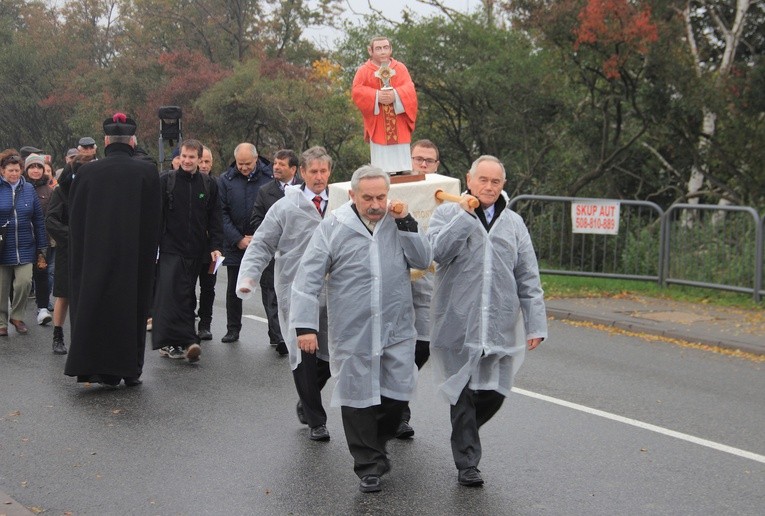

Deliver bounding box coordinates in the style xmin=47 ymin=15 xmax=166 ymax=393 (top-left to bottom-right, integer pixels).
xmin=19 ymin=146 xmax=43 ymax=158
xmin=78 ymin=137 xmax=96 ymax=147
xmin=103 ymin=113 xmax=137 ymax=136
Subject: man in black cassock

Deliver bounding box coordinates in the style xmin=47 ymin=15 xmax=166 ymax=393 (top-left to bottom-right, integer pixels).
xmin=151 ymin=139 xmax=223 ymax=363
xmin=65 ymin=113 xmax=162 ymax=387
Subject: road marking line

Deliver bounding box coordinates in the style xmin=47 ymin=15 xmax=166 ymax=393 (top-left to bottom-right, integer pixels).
xmin=243 ymin=315 xmax=268 ymax=324
xmin=514 ymin=388 xmax=765 ymax=464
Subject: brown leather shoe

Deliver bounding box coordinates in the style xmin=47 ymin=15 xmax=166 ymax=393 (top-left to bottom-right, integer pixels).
xmin=9 ymin=319 xmax=28 ymax=334
xmin=0 ymin=327 xmax=7 ymax=336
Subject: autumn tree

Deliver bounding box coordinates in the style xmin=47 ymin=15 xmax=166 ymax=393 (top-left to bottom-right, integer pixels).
xmin=0 ymin=1 xmax=76 ymax=159
xmin=194 ymin=55 xmax=363 ymax=176
xmin=680 ymin=0 xmax=764 ymax=208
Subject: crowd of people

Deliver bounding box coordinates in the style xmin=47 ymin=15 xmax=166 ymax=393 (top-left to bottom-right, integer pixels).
xmin=2 ymin=37 xmax=547 ymax=494
xmin=1 ymin=120 xmax=547 ymax=494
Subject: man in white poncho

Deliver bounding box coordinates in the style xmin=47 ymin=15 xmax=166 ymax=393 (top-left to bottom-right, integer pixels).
xmin=290 ymin=165 xmax=432 ymax=493
xmin=236 ymin=147 xmax=333 ymax=442
xmin=428 ymin=155 xmax=547 ymax=487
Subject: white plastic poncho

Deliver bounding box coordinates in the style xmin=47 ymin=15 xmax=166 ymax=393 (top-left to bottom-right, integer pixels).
xmin=236 ymin=185 xmax=327 ymax=370
xmin=290 ymin=202 xmax=432 ymax=408
xmin=411 ymin=268 xmax=434 ymax=341
xmin=428 ymin=200 xmax=547 ymax=405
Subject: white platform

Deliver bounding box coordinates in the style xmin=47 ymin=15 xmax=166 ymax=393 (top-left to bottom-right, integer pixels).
xmin=327 ymin=173 xmax=461 ymax=230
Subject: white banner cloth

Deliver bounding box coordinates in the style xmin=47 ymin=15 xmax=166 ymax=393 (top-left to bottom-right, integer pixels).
xmin=328 ymin=173 xmax=461 ymax=230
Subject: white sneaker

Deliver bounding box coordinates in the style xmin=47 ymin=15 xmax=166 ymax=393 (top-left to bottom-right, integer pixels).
xmin=37 ymin=308 xmax=52 ymax=326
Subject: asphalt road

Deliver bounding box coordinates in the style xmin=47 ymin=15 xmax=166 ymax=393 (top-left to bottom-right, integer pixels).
xmin=1 ymin=273 xmax=763 ymax=515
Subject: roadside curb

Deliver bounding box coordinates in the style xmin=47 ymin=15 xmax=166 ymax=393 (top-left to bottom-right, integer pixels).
xmin=0 ymin=492 xmax=34 ymax=516
xmin=547 ymin=308 xmax=765 ymax=357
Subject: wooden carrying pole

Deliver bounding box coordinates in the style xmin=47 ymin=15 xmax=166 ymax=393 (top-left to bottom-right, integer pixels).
xmin=435 ymin=189 xmax=479 ymax=209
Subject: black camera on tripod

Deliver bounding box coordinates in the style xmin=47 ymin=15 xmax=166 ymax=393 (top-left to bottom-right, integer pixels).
xmin=158 ymin=106 xmax=182 ymax=169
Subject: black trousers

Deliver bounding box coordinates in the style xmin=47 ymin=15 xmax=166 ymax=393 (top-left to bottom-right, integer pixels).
xmin=152 ymin=254 xmax=200 ymax=349
xmin=400 ymin=339 xmax=431 ymax=422
xmin=260 ymin=260 xmax=283 ymax=344
xmin=341 ymin=396 xmax=407 ymax=478
xmin=450 ymin=386 xmax=505 ymax=470
xmin=32 ymin=254 xmax=50 ymax=310
xmin=197 ymin=260 xmax=216 ymax=327
xmin=225 ymin=265 xmax=242 ymax=332
xmin=292 ymin=351 xmax=331 ymax=428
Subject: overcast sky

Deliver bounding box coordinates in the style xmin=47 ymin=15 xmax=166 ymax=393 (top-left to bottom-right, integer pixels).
xmin=304 ymin=0 xmax=478 ymax=49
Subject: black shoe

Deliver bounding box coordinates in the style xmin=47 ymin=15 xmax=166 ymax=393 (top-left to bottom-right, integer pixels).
xmin=197 ymin=327 xmax=212 ymax=341
xmin=52 ymin=335 xmax=68 ymax=355
xmin=221 ymin=331 xmax=239 ymax=343
xmin=275 ymin=341 xmax=288 ymax=355
xmin=395 ymin=420 xmax=414 ymax=439
xmin=309 ymin=424 xmax=330 ymax=441
xmin=458 ymin=466 xmax=484 ymax=487
xmin=96 ymin=375 xmax=121 ymax=389
xmin=359 ymin=475 xmax=381 ymax=493
xmin=296 ymin=400 xmax=307 ymax=425
xmin=123 ymin=377 xmax=143 ymax=387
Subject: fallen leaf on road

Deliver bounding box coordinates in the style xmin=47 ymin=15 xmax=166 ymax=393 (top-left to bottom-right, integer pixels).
xmin=8 ymin=410 xmax=21 ymax=417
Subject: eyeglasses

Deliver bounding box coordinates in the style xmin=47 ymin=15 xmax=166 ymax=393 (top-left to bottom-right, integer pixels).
xmin=412 ymin=157 xmax=438 ymax=166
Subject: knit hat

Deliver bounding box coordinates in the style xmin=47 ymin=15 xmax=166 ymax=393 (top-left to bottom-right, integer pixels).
xmin=25 ymin=153 xmax=45 ymax=170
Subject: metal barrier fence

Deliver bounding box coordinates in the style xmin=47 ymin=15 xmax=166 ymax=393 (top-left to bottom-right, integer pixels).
xmin=662 ymin=204 xmax=763 ymax=301
xmin=508 ymin=195 xmax=764 ymax=302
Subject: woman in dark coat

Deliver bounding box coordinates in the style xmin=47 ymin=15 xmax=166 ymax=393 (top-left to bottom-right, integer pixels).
xmin=45 ymin=154 xmax=94 ymax=354
xmin=23 ymin=154 xmax=54 ymax=327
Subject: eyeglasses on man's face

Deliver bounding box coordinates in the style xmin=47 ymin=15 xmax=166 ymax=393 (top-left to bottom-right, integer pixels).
xmin=412 ymin=157 xmax=438 ymax=165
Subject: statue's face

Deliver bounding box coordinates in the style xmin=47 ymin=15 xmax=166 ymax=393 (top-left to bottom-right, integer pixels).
xmin=368 ymin=39 xmax=392 ymax=66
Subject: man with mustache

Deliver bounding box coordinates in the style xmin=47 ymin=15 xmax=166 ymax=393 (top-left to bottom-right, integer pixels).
xmin=290 ymin=165 xmax=432 ymax=493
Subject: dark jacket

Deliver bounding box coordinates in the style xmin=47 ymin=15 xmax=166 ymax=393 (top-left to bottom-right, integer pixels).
xmin=45 ymin=161 xmax=78 ymax=251
xmin=250 ymin=178 xmax=303 ymax=232
xmin=27 ymin=177 xmax=53 ymax=216
xmin=160 ymin=168 xmax=224 ymax=260
xmin=219 ymin=156 xmax=273 ymax=265
xmin=0 ymin=176 xmax=48 ymax=265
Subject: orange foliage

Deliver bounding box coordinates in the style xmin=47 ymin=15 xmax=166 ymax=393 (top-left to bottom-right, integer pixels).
xmin=574 ymin=0 xmax=658 ymax=79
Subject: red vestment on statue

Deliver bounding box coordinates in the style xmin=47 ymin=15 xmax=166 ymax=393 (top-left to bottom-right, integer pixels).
xmin=351 ymin=59 xmax=418 ymax=146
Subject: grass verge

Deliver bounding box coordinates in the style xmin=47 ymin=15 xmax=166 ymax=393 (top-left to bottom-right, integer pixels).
xmin=541 ymin=274 xmax=764 ymax=310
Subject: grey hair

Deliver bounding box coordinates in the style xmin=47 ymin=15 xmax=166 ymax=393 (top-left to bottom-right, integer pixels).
xmin=234 ymin=143 xmax=257 ymax=158
xmin=106 ymin=135 xmax=136 ymax=146
xmin=467 ymin=155 xmax=506 ymax=179
xmin=350 ymin=164 xmax=390 ymax=192
xmin=300 ymin=146 xmax=333 ymax=170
